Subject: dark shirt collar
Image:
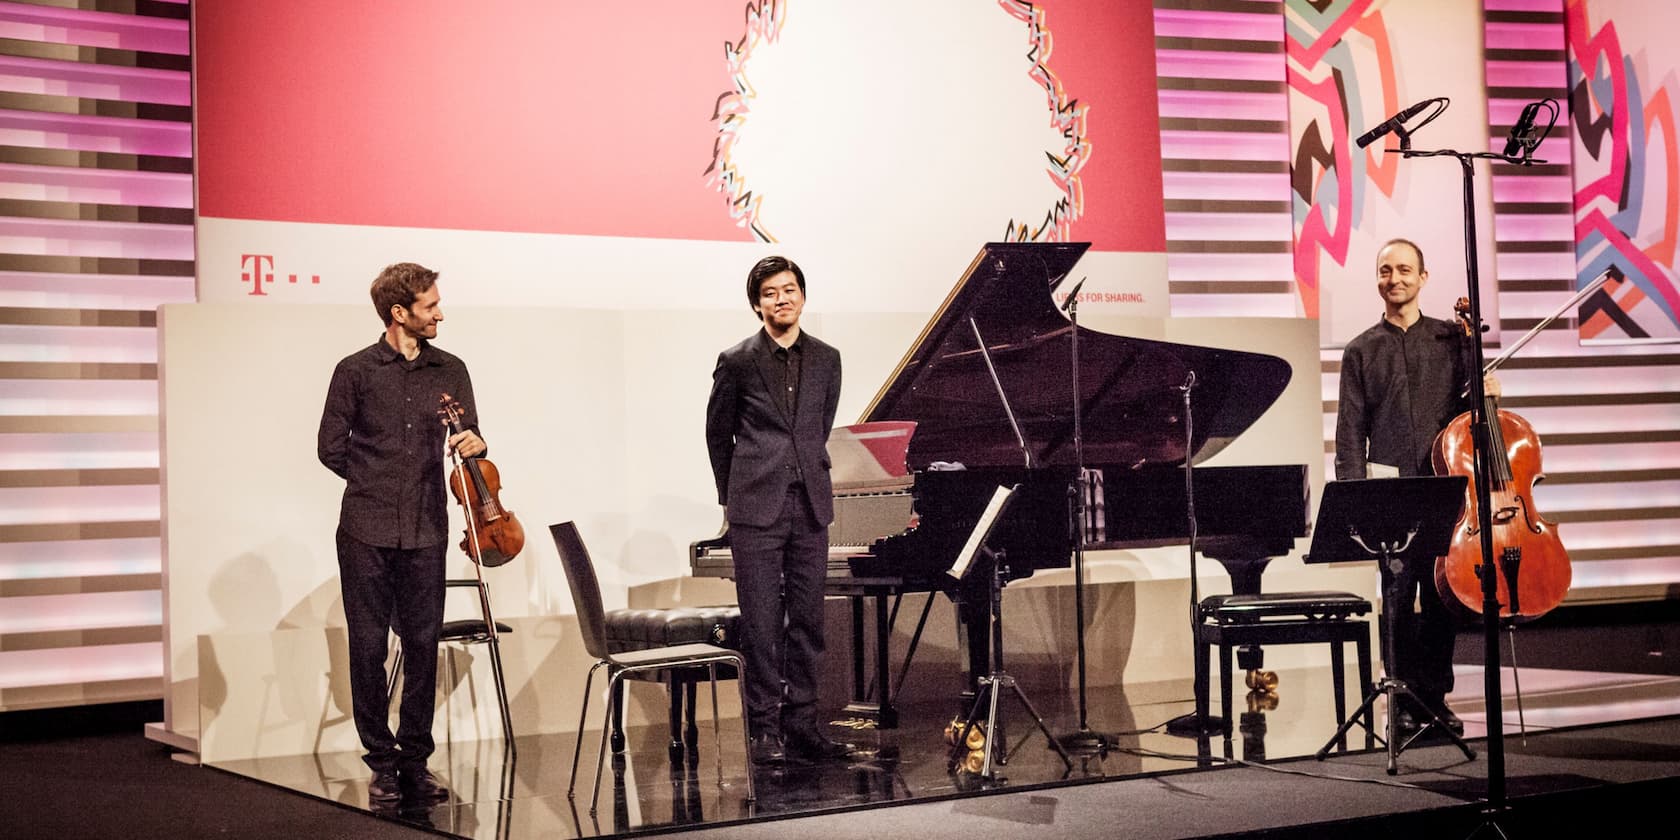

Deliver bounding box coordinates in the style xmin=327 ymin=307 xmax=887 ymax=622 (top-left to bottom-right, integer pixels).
xmin=372 ymin=334 xmax=437 ymax=365
xmin=758 ymin=328 xmax=803 ymax=355
xmin=1378 ymin=312 xmax=1431 ymax=334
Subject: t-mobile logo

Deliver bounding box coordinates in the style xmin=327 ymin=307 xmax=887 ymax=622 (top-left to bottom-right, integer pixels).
xmin=242 ymin=253 xmax=320 ymax=296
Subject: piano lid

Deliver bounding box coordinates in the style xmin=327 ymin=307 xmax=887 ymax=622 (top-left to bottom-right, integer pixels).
xmin=861 ymin=242 xmax=1292 ymax=471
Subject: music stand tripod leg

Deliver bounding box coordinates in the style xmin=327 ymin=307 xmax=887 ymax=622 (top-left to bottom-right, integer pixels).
xmin=1315 ymin=679 xmax=1385 ymax=760
xmin=1317 ymin=561 xmax=1479 ymax=771
xmin=1316 ymin=675 xmax=1420 ymax=774
xmin=1393 ymin=681 xmax=1477 ymax=762
xmin=1316 ymin=550 xmax=1415 ymax=767
xmin=981 ymin=676 xmax=1004 ymax=777
xmin=947 ymin=548 xmax=1075 ymax=780
xmin=1306 ymin=477 xmax=1477 ymax=770
xmin=1006 ymin=677 xmax=1074 ymax=770
xmin=1379 ymin=552 xmax=1477 ymax=768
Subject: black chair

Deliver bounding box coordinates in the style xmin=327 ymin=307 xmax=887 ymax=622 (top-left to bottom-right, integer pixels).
xmin=386 ymin=578 xmax=516 ymax=751
xmin=1194 ymin=591 xmax=1373 ymax=738
xmin=549 ymin=521 xmax=754 ymax=815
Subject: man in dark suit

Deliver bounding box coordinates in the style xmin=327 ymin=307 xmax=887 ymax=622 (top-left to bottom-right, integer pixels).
xmin=705 ymin=255 xmax=851 ymax=765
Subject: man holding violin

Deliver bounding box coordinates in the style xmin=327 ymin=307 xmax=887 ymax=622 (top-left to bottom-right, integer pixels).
xmin=1335 ymin=238 xmax=1498 ymax=736
xmin=318 ymin=262 xmax=484 ymax=807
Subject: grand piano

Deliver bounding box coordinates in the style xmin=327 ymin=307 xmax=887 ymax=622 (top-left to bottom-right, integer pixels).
xmin=692 ymin=241 xmax=1308 ymax=727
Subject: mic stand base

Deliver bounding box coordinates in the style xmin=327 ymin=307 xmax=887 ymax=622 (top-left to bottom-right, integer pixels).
xmin=1053 ymin=727 xmax=1115 ymax=755
xmin=1051 ymin=529 xmax=1117 ymax=755
xmin=1164 ymin=710 xmax=1228 ymax=738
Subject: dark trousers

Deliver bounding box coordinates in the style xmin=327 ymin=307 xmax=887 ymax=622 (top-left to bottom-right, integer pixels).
xmin=336 ymin=526 xmax=446 ymax=773
xmin=1379 ymin=560 xmax=1458 ymax=704
xmin=729 ymin=486 xmax=828 ymax=739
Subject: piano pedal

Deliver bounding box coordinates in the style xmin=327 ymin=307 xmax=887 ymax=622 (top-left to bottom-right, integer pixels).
xmin=1247 ymin=688 xmax=1279 ymax=712
xmin=944 ymin=718 xmax=987 ymax=751
xmin=1245 ymin=669 xmax=1279 ymax=692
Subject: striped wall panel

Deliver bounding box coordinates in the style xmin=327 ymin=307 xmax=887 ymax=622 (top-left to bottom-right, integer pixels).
xmin=0 ymin=0 xmax=192 ymax=712
xmin=1154 ymin=0 xmax=1299 ymax=318
xmin=1483 ymin=0 xmax=1680 ymax=599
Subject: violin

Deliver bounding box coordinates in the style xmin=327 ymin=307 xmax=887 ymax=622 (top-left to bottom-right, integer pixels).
xmin=1430 ymin=297 xmax=1570 ymax=620
xmin=438 ymin=393 xmax=524 ymax=567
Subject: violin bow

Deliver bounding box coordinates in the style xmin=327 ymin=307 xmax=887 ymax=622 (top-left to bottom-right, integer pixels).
xmin=1482 ymin=265 xmax=1619 ymax=376
xmin=439 ymin=395 xmax=500 ymax=643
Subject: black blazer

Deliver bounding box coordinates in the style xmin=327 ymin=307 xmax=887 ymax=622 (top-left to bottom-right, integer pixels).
xmin=705 ymin=329 xmax=842 ymax=528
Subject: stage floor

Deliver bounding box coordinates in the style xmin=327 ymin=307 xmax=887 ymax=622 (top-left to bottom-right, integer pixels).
xmin=207 ymin=662 xmax=1680 ymax=839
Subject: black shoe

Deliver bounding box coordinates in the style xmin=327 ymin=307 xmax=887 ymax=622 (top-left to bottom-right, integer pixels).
xmin=1391 ymin=707 xmax=1422 ymax=735
xmin=749 ymin=732 xmax=784 ymax=766
xmin=1434 ymin=702 xmax=1465 ymax=736
xmin=1412 ymin=692 xmax=1465 ymax=736
xmin=368 ymin=769 xmax=401 ymax=806
xmin=783 ymin=730 xmax=854 ymax=763
xmin=400 ymin=768 xmax=451 ymax=803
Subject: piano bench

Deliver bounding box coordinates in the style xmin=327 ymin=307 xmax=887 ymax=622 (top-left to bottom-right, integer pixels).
xmin=603 ymin=606 xmax=742 ymax=758
xmin=1195 ymin=592 xmax=1373 ymax=739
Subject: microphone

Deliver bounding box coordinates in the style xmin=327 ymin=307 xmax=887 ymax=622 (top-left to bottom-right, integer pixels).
xmin=1503 ymin=100 xmax=1543 ymax=158
xmin=1355 ymin=99 xmax=1436 ymax=149
xmin=1058 ymin=277 xmax=1087 ymax=314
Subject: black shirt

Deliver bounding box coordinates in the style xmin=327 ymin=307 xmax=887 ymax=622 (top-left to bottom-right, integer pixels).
xmin=762 ymin=329 xmax=804 ymax=418
xmin=1335 ymin=314 xmax=1469 ymax=480
xmin=318 ymin=336 xmax=480 ymax=549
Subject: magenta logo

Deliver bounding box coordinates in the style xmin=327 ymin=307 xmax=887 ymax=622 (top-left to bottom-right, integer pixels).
xmin=242 ymin=253 xmax=320 ymax=296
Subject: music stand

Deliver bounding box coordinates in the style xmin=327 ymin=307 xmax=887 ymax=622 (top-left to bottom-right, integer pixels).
xmin=1307 ymin=477 xmax=1477 ymax=774
xmin=946 ymin=484 xmax=1074 ymax=780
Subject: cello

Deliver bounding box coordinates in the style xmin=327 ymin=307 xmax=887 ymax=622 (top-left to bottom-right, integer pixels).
xmin=1428 ymin=280 xmax=1598 ymax=621
xmin=438 ymin=393 xmax=524 ymax=566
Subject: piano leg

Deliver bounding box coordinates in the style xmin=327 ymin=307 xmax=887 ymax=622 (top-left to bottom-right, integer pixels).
xmin=954 ymin=578 xmax=993 ymax=706
xmin=850 ymin=597 xmax=865 ymax=712
xmin=874 ymin=594 xmax=895 ymax=728
xmin=840 ymin=588 xmax=901 ymax=729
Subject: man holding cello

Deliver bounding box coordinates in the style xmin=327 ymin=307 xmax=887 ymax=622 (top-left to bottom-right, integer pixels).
xmin=318 ymin=262 xmax=485 ymax=806
xmin=1334 ymin=238 xmax=1498 ymax=736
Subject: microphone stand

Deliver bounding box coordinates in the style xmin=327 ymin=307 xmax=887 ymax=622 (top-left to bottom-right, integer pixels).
xmin=1052 ymin=280 xmax=1115 ymax=756
xmin=1383 ymin=99 xmax=1552 ymax=835
xmin=1164 ymin=372 xmax=1221 ymax=737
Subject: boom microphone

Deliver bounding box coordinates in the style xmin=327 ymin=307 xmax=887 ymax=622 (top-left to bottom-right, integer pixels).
xmin=1503 ymin=100 xmax=1543 ymax=158
xmin=1059 ymin=277 xmax=1087 ymax=314
xmin=1355 ymin=100 xmax=1436 ymax=149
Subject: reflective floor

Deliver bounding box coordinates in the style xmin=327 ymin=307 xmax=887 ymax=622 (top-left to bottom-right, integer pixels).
xmin=208 ymin=662 xmax=1680 ymax=839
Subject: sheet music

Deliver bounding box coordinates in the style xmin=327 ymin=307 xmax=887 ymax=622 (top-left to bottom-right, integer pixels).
xmin=951 ymin=484 xmax=1015 ymax=581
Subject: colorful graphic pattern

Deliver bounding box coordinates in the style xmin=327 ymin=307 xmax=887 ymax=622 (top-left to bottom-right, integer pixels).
xmin=1285 ymin=0 xmax=1395 ymax=320
xmin=1567 ymin=0 xmax=1680 ymax=342
xmin=706 ymin=0 xmax=784 ymax=242
xmin=1565 ymin=0 xmax=1673 ymax=341
xmin=999 ymin=0 xmax=1090 ymax=243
